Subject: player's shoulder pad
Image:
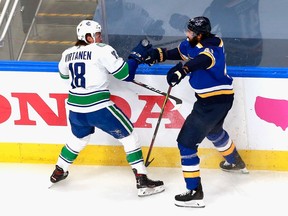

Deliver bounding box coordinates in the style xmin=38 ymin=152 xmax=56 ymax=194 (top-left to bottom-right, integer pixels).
xmin=201 ymin=36 xmax=222 ymax=47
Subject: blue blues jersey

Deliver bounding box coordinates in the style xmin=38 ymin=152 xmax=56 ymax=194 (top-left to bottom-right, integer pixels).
xmin=179 ymin=36 xmax=234 ymax=98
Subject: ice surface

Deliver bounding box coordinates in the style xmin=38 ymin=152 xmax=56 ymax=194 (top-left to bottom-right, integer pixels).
xmin=0 ymin=163 xmax=287 ymax=216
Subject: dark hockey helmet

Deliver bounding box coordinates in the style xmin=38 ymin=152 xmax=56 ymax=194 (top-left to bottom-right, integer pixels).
xmin=187 ymin=16 xmax=211 ymax=35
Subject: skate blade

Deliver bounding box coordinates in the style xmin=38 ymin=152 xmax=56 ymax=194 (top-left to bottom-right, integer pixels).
xmin=138 ymin=185 xmax=165 ymax=197
xmin=48 ymin=180 xmax=61 ymax=189
xmin=221 ymin=167 xmax=249 ymax=174
xmin=175 ymin=199 xmax=205 ymax=208
xmin=240 ymin=168 xmax=249 ymax=174
xmin=48 ymin=182 xmax=55 ymax=189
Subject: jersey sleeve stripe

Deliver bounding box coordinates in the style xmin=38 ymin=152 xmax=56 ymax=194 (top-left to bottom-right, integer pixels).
xmin=112 ymin=62 xmax=130 ymax=80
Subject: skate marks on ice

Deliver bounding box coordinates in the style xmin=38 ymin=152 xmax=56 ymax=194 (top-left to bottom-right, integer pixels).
xmin=0 ymin=164 xmax=288 ymax=215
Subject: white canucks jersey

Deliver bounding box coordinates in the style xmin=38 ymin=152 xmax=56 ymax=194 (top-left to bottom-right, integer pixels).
xmin=58 ymin=43 xmax=130 ymax=113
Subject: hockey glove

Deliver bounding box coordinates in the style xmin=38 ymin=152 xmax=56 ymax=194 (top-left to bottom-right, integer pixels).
xmin=145 ymin=48 xmax=166 ymax=65
xmin=166 ymin=62 xmax=189 ymax=86
xmin=128 ymin=39 xmax=152 ymax=64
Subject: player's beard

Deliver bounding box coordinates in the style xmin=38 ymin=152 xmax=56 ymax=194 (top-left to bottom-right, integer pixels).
xmin=188 ymin=36 xmax=199 ymax=47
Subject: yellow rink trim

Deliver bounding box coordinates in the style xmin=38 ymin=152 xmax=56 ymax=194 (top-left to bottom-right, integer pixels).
xmin=1 ymin=143 xmax=288 ymax=171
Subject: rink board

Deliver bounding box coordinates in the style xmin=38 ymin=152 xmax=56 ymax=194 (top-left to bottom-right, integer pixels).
xmin=1 ymin=143 xmax=288 ymax=171
xmin=0 ymin=61 xmax=288 ymax=170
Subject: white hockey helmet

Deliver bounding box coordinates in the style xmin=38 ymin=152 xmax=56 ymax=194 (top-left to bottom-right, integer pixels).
xmin=76 ymin=20 xmax=102 ymax=43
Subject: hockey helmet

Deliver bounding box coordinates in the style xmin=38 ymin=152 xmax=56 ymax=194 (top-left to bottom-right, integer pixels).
xmin=187 ymin=16 xmax=211 ymax=35
xmin=76 ymin=20 xmax=102 ymax=43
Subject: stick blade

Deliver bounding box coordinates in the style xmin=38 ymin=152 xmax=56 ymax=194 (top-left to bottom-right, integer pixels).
xmin=145 ymin=158 xmax=155 ymax=167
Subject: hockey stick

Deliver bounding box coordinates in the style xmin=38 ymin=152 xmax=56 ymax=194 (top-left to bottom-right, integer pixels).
xmin=132 ymin=80 xmax=182 ymax=110
xmin=145 ymin=85 xmax=172 ymax=167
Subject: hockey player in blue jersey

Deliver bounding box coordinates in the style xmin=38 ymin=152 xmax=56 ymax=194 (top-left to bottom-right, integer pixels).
xmin=49 ymin=20 xmax=164 ymax=197
xmin=145 ymin=16 xmax=248 ymax=207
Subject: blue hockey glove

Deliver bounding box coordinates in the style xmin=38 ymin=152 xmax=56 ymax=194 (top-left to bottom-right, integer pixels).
xmin=166 ymin=62 xmax=189 ymax=86
xmin=128 ymin=39 xmax=152 ymax=64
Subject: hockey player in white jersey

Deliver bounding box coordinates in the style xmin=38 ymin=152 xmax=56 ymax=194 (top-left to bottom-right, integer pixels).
xmin=50 ymin=20 xmax=164 ymax=197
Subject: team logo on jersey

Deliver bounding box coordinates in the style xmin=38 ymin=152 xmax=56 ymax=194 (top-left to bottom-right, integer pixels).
xmin=111 ymin=50 xmax=119 ymax=59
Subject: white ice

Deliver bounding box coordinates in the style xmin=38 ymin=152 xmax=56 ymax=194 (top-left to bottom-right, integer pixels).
xmin=0 ymin=163 xmax=287 ymax=216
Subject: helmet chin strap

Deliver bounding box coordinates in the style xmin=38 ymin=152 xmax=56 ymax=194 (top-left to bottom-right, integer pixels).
xmin=91 ymin=32 xmax=96 ymax=43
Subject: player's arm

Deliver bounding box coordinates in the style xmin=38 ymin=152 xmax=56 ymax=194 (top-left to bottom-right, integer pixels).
xmin=184 ymin=52 xmax=213 ymax=72
xmin=104 ymin=40 xmax=152 ymax=82
xmin=120 ymin=39 xmax=153 ymax=81
xmin=58 ymin=54 xmax=69 ymax=80
xmin=145 ymin=47 xmax=183 ymax=65
xmin=57 ymin=54 xmax=71 ymax=88
xmin=166 ymin=53 xmax=213 ymax=86
xmin=111 ymin=59 xmax=137 ymax=82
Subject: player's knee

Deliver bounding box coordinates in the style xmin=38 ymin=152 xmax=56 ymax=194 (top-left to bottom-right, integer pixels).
xmin=207 ymin=130 xmax=229 ymax=148
xmin=67 ymin=134 xmax=91 ymax=152
xmin=177 ymin=134 xmax=200 ymax=150
xmin=118 ymin=130 xmax=141 ymax=152
xmin=178 ymin=142 xmax=198 ymax=155
xmin=178 ymin=142 xmax=199 ymax=165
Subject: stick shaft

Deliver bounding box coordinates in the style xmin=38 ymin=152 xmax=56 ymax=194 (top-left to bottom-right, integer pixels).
xmin=145 ymin=85 xmax=172 ymax=167
xmin=132 ymin=80 xmax=182 ymax=106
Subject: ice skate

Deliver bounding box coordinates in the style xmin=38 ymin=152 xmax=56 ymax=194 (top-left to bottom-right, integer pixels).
xmin=175 ymin=183 xmax=205 ymax=208
xmin=50 ymin=165 xmax=69 ymax=185
xmin=133 ymin=169 xmax=165 ymax=197
xmin=220 ymin=152 xmax=249 ymax=174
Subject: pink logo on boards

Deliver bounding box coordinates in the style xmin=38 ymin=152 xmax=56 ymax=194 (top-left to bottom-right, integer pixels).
xmin=255 ymin=96 xmax=288 ymax=131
